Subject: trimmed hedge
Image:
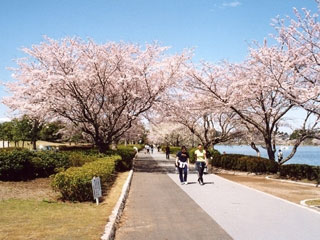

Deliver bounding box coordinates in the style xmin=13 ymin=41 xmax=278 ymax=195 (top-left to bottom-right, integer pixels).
xmin=0 ymin=144 xmax=138 ymax=181
xmin=51 ymin=155 xmax=119 ymax=201
xmin=58 ymin=144 xmax=94 ymax=151
xmin=60 ymin=144 xmax=139 ymax=171
xmin=112 ymin=146 xmax=137 ymax=171
xmin=280 ymin=164 xmax=320 ymax=181
xmin=211 ymin=153 xmax=278 ymax=173
xmin=0 ymin=149 xmax=35 ymax=180
xmin=31 ymin=151 xmax=70 ymax=178
xmin=0 ymin=149 xmax=71 ymax=180
xmin=161 ymin=146 xmax=181 ymax=155
xmin=65 ymin=152 xmax=100 ymax=167
xmin=0 ymin=149 xmax=97 ymax=181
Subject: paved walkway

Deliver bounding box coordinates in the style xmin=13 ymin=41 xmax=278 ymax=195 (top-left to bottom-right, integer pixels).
xmin=115 ymin=150 xmax=320 ymax=240
xmin=114 ymin=151 xmax=232 ymax=240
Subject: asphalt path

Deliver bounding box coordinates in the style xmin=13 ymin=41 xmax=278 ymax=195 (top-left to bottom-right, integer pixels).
xmin=114 ymin=151 xmax=232 ymax=240
xmin=115 ymin=150 xmax=320 ymax=240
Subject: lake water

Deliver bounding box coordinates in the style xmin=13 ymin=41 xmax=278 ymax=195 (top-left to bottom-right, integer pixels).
xmin=214 ymin=145 xmax=320 ymax=166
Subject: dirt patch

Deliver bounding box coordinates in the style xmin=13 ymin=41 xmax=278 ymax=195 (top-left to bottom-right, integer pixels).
xmin=0 ymin=178 xmax=59 ymax=201
xmin=217 ymin=173 xmax=320 ymax=204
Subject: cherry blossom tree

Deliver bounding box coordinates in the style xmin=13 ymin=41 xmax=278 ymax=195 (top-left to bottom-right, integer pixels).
xmin=269 ymin=2 xmax=320 ymax=163
xmin=148 ymin=121 xmax=190 ymax=146
xmin=118 ymin=118 xmax=146 ymax=145
xmin=152 ymin=88 xmax=241 ymax=149
xmin=272 ymin=1 xmax=320 ymax=113
xmin=186 ymin=46 xmax=296 ymax=161
xmin=3 ymin=37 xmax=188 ymax=152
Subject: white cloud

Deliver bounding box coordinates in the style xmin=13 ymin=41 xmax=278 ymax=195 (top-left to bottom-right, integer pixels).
xmin=222 ymin=1 xmax=241 ymax=8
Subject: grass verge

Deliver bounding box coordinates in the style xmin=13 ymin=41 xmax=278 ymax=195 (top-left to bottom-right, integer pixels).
xmin=306 ymin=199 xmax=320 ymax=206
xmin=0 ymin=171 xmax=129 ymax=240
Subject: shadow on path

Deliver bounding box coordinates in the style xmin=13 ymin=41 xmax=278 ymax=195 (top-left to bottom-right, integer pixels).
xmin=133 ymin=151 xmax=198 ymax=174
xmin=133 ymin=153 xmax=176 ymax=173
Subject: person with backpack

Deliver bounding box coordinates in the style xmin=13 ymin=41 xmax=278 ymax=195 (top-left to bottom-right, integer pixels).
xmin=194 ymin=144 xmax=208 ymax=185
xmin=175 ymin=146 xmax=190 ymax=185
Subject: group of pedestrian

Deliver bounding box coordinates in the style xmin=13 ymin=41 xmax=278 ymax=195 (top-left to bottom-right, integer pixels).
xmin=175 ymin=144 xmax=208 ymax=185
xmin=144 ymin=144 xmax=154 ymax=154
xmin=173 ymin=145 xmax=285 ymax=186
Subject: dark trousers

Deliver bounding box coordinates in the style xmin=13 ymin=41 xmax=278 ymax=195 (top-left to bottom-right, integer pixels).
xmin=178 ymin=165 xmax=188 ymax=182
xmin=166 ymin=153 xmax=170 ymax=159
xmin=196 ymin=162 xmax=206 ymax=183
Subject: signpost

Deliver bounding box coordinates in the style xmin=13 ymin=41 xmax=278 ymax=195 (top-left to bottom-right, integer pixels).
xmin=92 ymin=176 xmax=102 ymax=205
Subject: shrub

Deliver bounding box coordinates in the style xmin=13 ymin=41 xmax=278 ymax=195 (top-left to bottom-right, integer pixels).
xmin=0 ymin=144 xmax=137 ymax=181
xmin=0 ymin=147 xmax=25 ymax=152
xmin=212 ymin=153 xmax=278 ymax=174
xmin=170 ymin=147 xmax=181 ymax=155
xmin=0 ymin=149 xmax=34 ymax=180
xmin=31 ymin=151 xmax=70 ymax=177
xmin=188 ymin=147 xmax=221 ymax=164
xmin=125 ymin=144 xmax=144 ymax=151
xmin=113 ymin=146 xmax=136 ymax=171
xmin=64 ymin=152 xmax=99 ymax=167
xmin=51 ymin=155 xmax=119 ymax=201
xmin=0 ymin=149 xmax=87 ymax=180
xmin=58 ymin=144 xmax=94 ymax=151
xmin=279 ymin=164 xmax=320 ymax=180
xmin=188 ymin=147 xmax=197 ymax=163
xmin=161 ymin=146 xmax=180 ymax=155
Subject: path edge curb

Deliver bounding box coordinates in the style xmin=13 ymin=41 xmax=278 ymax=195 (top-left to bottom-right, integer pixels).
xmin=101 ymin=169 xmax=134 ymax=240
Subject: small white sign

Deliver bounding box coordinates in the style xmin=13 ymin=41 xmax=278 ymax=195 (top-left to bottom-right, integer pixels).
xmin=92 ymin=177 xmax=102 ymax=204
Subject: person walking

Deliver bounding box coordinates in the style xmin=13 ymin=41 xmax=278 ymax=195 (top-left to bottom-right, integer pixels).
xmin=194 ymin=144 xmax=208 ymax=185
xmin=165 ymin=145 xmax=170 ymax=159
xmin=277 ymin=149 xmax=283 ymax=164
xmin=175 ymin=146 xmax=190 ymax=185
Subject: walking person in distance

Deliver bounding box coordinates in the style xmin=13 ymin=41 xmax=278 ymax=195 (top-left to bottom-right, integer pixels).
xmin=194 ymin=144 xmax=208 ymax=185
xmin=165 ymin=145 xmax=170 ymax=159
xmin=175 ymin=146 xmax=190 ymax=185
xmin=277 ymin=149 xmax=283 ymax=164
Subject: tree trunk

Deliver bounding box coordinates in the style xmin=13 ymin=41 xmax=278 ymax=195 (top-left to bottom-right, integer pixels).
xmin=264 ymin=138 xmax=275 ymax=161
xmin=250 ymin=142 xmax=261 ymax=157
xmin=204 ymin=142 xmax=211 ymax=150
xmin=32 ymin=140 xmax=37 ymax=150
xmin=97 ymin=142 xmax=110 ymax=153
xmin=280 ymin=136 xmax=305 ymax=165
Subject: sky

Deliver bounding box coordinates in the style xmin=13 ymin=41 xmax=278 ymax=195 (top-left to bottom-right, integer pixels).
xmin=0 ymin=0 xmax=319 ymax=130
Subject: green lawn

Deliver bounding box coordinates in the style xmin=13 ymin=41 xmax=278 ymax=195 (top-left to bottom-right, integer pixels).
xmin=0 ymin=172 xmax=129 ymax=240
xmin=306 ymin=199 xmax=320 ymax=206
xmin=0 ymin=199 xmax=108 ymax=240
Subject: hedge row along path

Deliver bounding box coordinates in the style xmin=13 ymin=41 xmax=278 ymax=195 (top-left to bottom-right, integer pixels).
xmin=114 ymin=150 xmax=320 ymax=240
